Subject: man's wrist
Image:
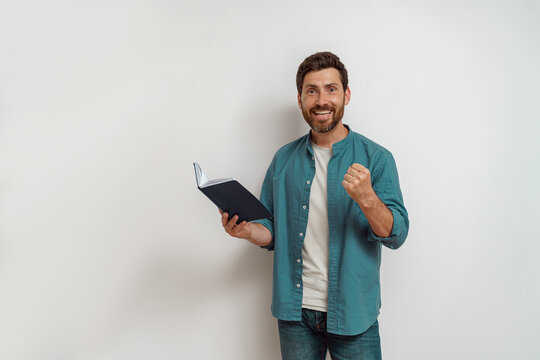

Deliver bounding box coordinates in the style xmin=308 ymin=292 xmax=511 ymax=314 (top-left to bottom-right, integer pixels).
xmin=241 ymin=222 xmax=255 ymax=241
xmin=356 ymin=189 xmax=378 ymax=210
xmin=246 ymin=222 xmax=272 ymax=247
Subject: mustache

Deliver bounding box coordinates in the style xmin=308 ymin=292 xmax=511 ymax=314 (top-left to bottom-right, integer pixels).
xmin=310 ymin=105 xmax=334 ymax=111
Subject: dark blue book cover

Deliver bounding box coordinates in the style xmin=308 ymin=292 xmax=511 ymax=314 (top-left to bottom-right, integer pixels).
xmin=194 ymin=163 xmax=272 ymax=223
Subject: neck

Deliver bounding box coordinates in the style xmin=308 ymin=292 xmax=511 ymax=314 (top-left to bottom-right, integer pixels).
xmin=310 ymin=122 xmax=348 ymax=149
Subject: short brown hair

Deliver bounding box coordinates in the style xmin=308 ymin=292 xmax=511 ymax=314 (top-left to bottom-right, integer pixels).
xmin=296 ymin=52 xmax=349 ymax=94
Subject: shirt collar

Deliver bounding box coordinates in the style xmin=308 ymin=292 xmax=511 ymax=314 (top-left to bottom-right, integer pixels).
xmin=305 ymin=124 xmax=352 ymax=155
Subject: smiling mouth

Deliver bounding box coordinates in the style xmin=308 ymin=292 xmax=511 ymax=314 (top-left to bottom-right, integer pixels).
xmin=311 ymin=110 xmax=333 ymax=121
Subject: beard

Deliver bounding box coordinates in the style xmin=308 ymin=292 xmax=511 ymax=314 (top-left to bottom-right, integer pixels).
xmin=301 ymin=98 xmax=345 ymax=133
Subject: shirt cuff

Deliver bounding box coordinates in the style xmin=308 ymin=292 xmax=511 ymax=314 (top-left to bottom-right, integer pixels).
xmin=367 ymin=207 xmax=405 ymax=250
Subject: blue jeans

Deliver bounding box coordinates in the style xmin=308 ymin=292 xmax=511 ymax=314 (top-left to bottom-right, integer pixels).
xmin=278 ymin=309 xmax=382 ymax=360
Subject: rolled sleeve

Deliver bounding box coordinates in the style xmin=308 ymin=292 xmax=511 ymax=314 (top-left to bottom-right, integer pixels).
xmin=368 ymin=151 xmax=409 ymax=250
xmin=368 ymin=206 xmax=409 ymax=249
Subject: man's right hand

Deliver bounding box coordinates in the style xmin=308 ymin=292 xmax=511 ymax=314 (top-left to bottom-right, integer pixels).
xmin=218 ymin=209 xmax=273 ymax=247
xmin=220 ymin=209 xmax=252 ymax=240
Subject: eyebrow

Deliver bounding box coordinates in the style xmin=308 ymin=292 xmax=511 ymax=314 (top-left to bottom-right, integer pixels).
xmin=304 ymin=83 xmax=340 ymax=89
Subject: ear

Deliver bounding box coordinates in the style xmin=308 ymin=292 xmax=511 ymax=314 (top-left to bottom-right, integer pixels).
xmin=297 ymin=93 xmax=303 ymax=110
xmin=344 ymin=87 xmax=351 ymax=105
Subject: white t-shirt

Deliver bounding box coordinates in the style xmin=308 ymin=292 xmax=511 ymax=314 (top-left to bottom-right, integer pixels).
xmin=301 ymin=142 xmax=332 ymax=312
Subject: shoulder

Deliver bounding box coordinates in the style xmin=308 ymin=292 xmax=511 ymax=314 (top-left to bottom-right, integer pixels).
xmin=349 ymin=130 xmax=393 ymax=159
xmin=263 ymin=134 xmax=309 ymax=174
xmin=273 ymin=134 xmax=309 ymax=159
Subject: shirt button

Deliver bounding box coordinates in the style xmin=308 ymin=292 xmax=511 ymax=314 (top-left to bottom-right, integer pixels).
xmin=306 ymin=180 xmax=311 ymax=185
xmin=299 ymin=233 xmax=304 ymax=237
xmin=296 ymin=283 xmax=301 ymax=288
xmin=297 ymin=258 xmax=301 ymax=263
xmin=302 ymin=205 xmax=307 ymax=210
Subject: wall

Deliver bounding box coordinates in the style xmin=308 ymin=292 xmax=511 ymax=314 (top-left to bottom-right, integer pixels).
xmin=1 ymin=0 xmax=539 ymax=359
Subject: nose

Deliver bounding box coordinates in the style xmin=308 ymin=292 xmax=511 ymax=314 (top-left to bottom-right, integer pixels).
xmin=316 ymin=92 xmax=330 ymax=107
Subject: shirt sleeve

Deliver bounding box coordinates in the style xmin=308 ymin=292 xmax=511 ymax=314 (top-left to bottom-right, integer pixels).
xmin=368 ymin=150 xmax=409 ymax=250
xmin=252 ymin=156 xmax=276 ymax=251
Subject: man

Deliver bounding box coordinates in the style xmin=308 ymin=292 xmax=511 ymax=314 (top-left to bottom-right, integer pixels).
xmin=220 ymin=52 xmax=409 ymax=360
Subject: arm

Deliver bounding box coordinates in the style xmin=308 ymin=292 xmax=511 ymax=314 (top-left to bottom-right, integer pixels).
xmin=343 ymin=152 xmax=409 ymax=249
xmin=219 ymin=210 xmax=272 ymax=247
xmin=342 ymin=164 xmax=393 ymax=237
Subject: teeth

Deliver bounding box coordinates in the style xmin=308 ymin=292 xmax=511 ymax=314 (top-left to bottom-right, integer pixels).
xmin=314 ymin=111 xmax=331 ymax=115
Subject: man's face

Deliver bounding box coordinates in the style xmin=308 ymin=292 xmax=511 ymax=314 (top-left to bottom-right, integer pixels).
xmin=298 ymin=68 xmax=351 ymax=133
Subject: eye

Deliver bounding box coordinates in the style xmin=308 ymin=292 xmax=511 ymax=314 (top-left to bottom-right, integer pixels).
xmin=329 ymin=87 xmax=337 ymax=93
xmin=307 ymin=89 xmax=316 ymax=95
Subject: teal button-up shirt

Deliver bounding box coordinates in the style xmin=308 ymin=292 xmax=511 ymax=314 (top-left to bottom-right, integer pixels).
xmin=254 ymin=125 xmax=409 ymax=336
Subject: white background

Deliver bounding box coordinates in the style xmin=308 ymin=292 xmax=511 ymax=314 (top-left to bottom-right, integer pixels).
xmin=1 ymin=0 xmax=539 ymax=359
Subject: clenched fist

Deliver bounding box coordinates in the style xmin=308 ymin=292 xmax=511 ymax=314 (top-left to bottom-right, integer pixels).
xmin=342 ymin=163 xmax=376 ymax=207
xmin=342 ymin=163 xmax=394 ymax=238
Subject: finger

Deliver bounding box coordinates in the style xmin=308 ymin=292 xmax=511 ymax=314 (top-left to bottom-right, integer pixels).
xmin=224 ymin=218 xmax=234 ymax=233
xmin=348 ymin=166 xmax=370 ymax=179
xmin=346 ymin=167 xmax=360 ymax=177
xmin=219 ymin=208 xmax=223 ymax=215
xmin=351 ymin=163 xmax=368 ymax=172
xmin=343 ymin=173 xmax=355 ymax=183
xmin=221 ymin=212 xmax=229 ymax=226
xmin=225 ymin=215 xmax=239 ymax=232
